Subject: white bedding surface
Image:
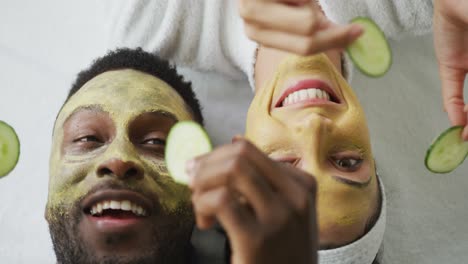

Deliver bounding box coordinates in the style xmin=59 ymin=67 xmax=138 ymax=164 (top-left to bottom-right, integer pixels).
xmin=0 ymin=1 xmax=467 ymax=263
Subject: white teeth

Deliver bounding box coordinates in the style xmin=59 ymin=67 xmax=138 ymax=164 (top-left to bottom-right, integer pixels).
xmin=307 ymin=89 xmax=316 ymax=99
xmin=121 ymin=200 xmax=131 ymax=211
xmin=89 ymin=200 xmax=148 ymax=216
xmin=323 ymin=90 xmax=329 ymax=100
xmin=110 ymin=201 xmax=120 ymax=210
xmin=319 ymin=90 xmax=326 ymax=99
xmin=282 ymin=88 xmax=332 ymax=107
xmin=292 ymin=92 xmax=299 ymax=103
xmin=132 ymin=205 xmax=144 ymax=216
xmin=132 ymin=206 xmax=139 ymax=215
xmin=299 ymin=90 xmax=308 ymax=101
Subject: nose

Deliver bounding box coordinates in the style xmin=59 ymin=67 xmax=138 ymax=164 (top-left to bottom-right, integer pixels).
xmin=291 ymin=115 xmax=329 ymax=175
xmin=97 ymin=158 xmax=144 ymax=180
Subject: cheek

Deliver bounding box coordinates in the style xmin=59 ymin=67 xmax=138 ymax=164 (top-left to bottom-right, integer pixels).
xmin=255 ymin=46 xmax=291 ymax=91
xmin=143 ymin=160 xmax=191 ymax=210
xmin=318 ymin=219 xmax=367 ymax=246
xmin=324 ymin=50 xmax=343 ymax=75
xmin=48 ymin=161 xmax=93 ymax=209
xmin=316 ymin=184 xmax=376 ymax=245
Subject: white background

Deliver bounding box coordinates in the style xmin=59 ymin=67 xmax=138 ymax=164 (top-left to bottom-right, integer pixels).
xmin=0 ymin=1 xmax=467 ymax=263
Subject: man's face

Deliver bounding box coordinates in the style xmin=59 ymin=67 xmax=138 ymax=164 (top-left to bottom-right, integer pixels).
xmin=246 ymin=48 xmax=379 ymax=248
xmin=46 ymin=69 xmax=194 ymax=263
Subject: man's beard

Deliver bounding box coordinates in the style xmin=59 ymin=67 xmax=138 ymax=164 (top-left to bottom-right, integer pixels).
xmin=46 ymin=192 xmax=194 ymax=264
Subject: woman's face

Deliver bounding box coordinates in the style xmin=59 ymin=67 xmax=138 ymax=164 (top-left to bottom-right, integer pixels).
xmin=246 ymin=47 xmax=379 ymax=248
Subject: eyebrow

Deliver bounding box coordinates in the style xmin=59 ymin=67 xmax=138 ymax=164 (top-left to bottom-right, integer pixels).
xmin=145 ymin=110 xmax=178 ymax=122
xmin=65 ymin=106 xmax=178 ymax=123
xmin=332 ymin=175 xmax=371 ymax=189
xmin=63 ymin=104 xmax=105 ymax=125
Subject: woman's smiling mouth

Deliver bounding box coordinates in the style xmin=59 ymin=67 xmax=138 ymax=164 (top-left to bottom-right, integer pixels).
xmin=275 ymin=79 xmax=342 ymax=108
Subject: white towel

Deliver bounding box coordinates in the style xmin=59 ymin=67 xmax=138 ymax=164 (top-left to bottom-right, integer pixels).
xmin=105 ymin=0 xmax=257 ymax=86
xmin=319 ymin=0 xmax=433 ymax=38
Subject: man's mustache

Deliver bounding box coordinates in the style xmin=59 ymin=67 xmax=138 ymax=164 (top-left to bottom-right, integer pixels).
xmin=74 ymin=181 xmax=158 ymax=213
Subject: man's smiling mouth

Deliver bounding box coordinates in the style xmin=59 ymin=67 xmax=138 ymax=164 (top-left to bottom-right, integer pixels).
xmin=82 ymin=188 xmax=153 ymax=224
xmin=88 ymin=200 xmax=148 ymax=217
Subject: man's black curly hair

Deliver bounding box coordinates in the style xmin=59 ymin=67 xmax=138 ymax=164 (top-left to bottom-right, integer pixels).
xmin=66 ymin=47 xmax=203 ymax=124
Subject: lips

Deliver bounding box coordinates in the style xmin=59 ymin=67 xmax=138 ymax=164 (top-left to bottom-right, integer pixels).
xmin=82 ymin=189 xmax=153 ymax=218
xmin=80 ymin=188 xmax=154 ymax=233
xmin=275 ymin=79 xmax=341 ymax=108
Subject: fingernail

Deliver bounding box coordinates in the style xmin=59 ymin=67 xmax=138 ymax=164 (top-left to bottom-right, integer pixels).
xmin=463 ymin=134 xmax=468 ymax=142
xmin=349 ymin=25 xmax=364 ymax=38
xmin=463 ymin=129 xmax=468 ymax=142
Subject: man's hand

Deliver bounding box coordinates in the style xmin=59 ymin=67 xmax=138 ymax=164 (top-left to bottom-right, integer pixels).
xmin=238 ymin=0 xmax=363 ymax=55
xmin=434 ymin=0 xmax=468 ymax=140
xmin=188 ymin=139 xmax=318 ymax=264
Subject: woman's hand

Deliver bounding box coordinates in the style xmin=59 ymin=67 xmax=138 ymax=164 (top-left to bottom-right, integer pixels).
xmin=239 ymin=0 xmax=363 ymax=55
xmin=434 ymin=0 xmax=468 ymax=140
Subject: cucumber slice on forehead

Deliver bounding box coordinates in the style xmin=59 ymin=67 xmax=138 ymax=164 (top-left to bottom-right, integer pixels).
xmin=425 ymin=126 xmax=468 ymax=174
xmin=0 ymin=121 xmax=20 ymax=177
xmin=165 ymin=121 xmax=212 ymax=185
xmin=346 ymin=17 xmax=392 ymax=77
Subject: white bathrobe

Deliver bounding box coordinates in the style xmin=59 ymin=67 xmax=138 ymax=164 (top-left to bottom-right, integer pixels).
xmin=105 ymin=0 xmax=433 ymax=88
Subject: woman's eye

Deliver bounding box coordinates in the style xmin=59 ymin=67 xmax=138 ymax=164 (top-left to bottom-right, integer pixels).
xmin=333 ymin=158 xmax=363 ymax=171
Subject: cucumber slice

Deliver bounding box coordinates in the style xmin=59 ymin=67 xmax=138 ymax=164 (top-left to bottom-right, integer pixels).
xmin=165 ymin=121 xmax=212 ymax=185
xmin=425 ymin=126 xmax=468 ymax=174
xmin=0 ymin=121 xmax=20 ymax=177
xmin=346 ymin=17 xmax=392 ymax=77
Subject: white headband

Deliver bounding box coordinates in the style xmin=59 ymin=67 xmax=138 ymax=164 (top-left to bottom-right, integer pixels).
xmin=319 ymin=177 xmax=386 ymax=264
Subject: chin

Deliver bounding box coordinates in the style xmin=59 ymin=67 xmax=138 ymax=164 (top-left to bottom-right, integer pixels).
xmin=47 ymin=202 xmax=194 ymax=264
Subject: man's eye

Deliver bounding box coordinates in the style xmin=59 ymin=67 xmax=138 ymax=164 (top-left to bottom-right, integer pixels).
xmin=73 ymin=135 xmax=100 ymax=143
xmin=333 ymin=158 xmax=363 ymax=171
xmin=142 ymin=138 xmax=166 ymax=146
